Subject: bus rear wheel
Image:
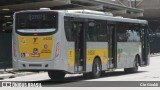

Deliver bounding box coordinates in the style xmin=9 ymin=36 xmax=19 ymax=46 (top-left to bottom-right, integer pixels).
xmin=91 ymin=58 xmax=102 ymax=78
xmin=124 ymin=57 xmax=139 ymax=73
xmin=48 ymin=71 xmax=65 ymax=80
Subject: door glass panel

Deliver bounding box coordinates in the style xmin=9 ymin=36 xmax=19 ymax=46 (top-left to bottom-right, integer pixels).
xmin=74 ymin=21 xmax=86 ymax=71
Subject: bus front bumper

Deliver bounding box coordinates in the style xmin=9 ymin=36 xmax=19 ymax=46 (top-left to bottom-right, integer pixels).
xmin=12 ymin=59 xmax=66 ymax=71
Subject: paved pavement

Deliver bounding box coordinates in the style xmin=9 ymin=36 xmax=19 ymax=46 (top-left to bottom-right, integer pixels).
xmin=0 ymin=69 xmax=37 ymax=80
xmin=0 ymin=56 xmax=160 ymax=89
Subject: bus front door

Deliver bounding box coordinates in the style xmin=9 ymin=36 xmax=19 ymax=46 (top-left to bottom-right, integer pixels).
xmin=74 ymin=21 xmax=86 ymax=72
xmin=108 ymin=23 xmax=117 ymax=68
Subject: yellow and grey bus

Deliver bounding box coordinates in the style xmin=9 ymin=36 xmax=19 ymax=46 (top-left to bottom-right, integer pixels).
xmin=12 ymin=9 xmax=150 ymax=79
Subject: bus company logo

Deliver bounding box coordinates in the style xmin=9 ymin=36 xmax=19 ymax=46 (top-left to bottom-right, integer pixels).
xmin=33 ymin=37 xmax=38 ymax=43
xmin=41 ymin=44 xmax=51 ymax=53
xmin=33 ymin=48 xmax=38 ymax=54
xmin=44 ymin=44 xmax=48 ymax=49
xmin=21 ymin=53 xmax=25 ymax=58
xmin=31 ymin=48 xmax=40 ymax=57
xmin=21 ymin=38 xmax=26 ymax=44
xmin=31 ymin=53 xmax=40 ymax=57
xmin=21 ymin=53 xmax=29 ymax=58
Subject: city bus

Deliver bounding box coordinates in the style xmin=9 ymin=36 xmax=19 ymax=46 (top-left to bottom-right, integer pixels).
xmin=12 ymin=8 xmax=150 ymax=79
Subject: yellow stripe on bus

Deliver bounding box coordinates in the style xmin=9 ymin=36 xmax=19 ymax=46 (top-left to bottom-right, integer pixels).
xmin=68 ymin=49 xmax=108 ymax=67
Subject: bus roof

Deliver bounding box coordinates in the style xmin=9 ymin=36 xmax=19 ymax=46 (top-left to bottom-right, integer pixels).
xmin=63 ymin=10 xmax=147 ymax=24
xmin=14 ymin=9 xmax=148 ymax=24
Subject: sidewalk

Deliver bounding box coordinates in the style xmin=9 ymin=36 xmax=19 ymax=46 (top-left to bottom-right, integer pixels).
xmin=0 ymin=68 xmax=37 ymax=80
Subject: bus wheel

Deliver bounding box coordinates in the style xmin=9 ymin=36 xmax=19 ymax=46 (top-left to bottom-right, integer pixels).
xmin=48 ymin=71 xmax=65 ymax=80
xmin=91 ymin=58 xmax=102 ymax=78
xmin=124 ymin=57 xmax=139 ymax=73
xmin=83 ymin=73 xmax=91 ymax=78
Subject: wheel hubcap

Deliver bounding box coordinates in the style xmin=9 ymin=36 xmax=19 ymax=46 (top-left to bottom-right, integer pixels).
xmin=95 ymin=63 xmax=100 ymax=75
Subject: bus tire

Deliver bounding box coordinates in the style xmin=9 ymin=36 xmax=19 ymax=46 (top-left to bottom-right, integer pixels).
xmin=124 ymin=57 xmax=139 ymax=73
xmin=91 ymin=58 xmax=102 ymax=78
xmin=83 ymin=73 xmax=91 ymax=78
xmin=48 ymin=71 xmax=65 ymax=80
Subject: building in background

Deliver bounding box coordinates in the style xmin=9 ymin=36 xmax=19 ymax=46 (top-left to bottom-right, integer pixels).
xmin=1 ymin=0 xmax=160 ymax=33
xmin=0 ymin=0 xmax=145 ymax=33
xmin=110 ymin=0 xmax=160 ymax=53
xmin=111 ymin=0 xmax=160 ymax=33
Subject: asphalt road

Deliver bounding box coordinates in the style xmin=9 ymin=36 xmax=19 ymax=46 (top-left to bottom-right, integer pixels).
xmin=1 ymin=56 xmax=160 ymax=87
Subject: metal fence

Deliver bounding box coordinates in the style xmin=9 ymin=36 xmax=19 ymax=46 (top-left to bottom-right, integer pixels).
xmin=150 ymin=33 xmax=160 ymax=54
xmin=0 ymin=33 xmax=12 ymax=69
xmin=147 ymin=19 xmax=160 ymax=54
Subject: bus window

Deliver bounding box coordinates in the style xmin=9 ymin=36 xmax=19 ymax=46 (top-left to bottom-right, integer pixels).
xmin=97 ymin=21 xmax=107 ymax=42
xmin=117 ymin=22 xmax=129 ymax=42
xmin=117 ymin=22 xmax=140 ymax=42
xmin=87 ymin=20 xmax=107 ymax=42
xmin=126 ymin=24 xmax=140 ymax=42
xmin=87 ymin=20 xmax=97 ymax=41
xmin=64 ymin=17 xmax=74 ymax=41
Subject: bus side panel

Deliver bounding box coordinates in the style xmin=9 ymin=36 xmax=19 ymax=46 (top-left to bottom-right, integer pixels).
xmin=86 ymin=42 xmax=108 ymax=72
xmin=12 ymin=34 xmax=19 ymax=70
xmin=67 ymin=42 xmax=75 ymax=73
xmin=55 ymin=13 xmax=69 ymax=71
xmin=66 ymin=42 xmax=109 ymax=73
xmin=117 ymin=42 xmax=141 ymax=69
xmin=12 ymin=14 xmax=19 ymax=70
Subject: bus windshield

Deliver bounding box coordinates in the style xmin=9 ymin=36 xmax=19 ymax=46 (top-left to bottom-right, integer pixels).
xmin=15 ymin=12 xmax=57 ymax=35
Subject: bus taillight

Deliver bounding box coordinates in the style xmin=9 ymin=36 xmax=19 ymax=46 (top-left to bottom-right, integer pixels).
xmin=55 ymin=42 xmax=60 ymax=57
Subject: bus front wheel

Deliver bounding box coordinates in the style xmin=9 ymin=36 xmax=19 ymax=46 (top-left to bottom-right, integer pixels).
xmin=48 ymin=71 xmax=65 ymax=80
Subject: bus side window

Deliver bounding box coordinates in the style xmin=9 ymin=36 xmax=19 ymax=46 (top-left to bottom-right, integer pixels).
xmin=126 ymin=24 xmax=140 ymax=42
xmin=117 ymin=23 xmax=140 ymax=42
xmin=96 ymin=20 xmax=107 ymax=42
xmin=117 ymin=22 xmax=128 ymax=42
xmin=87 ymin=20 xmax=97 ymax=41
xmin=64 ymin=17 xmax=74 ymax=41
xmin=87 ymin=19 xmax=107 ymax=42
xmin=132 ymin=24 xmax=140 ymax=42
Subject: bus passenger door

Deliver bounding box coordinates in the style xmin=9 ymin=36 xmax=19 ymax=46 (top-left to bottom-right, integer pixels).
xmin=74 ymin=21 xmax=86 ymax=72
xmin=107 ymin=23 xmax=117 ymax=68
xmin=140 ymin=25 xmax=149 ymax=66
